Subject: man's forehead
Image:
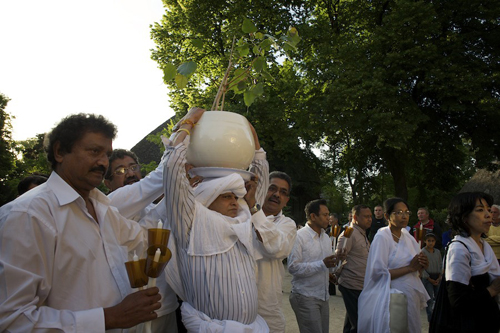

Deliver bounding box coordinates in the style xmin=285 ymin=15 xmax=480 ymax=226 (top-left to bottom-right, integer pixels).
xmin=270 ymin=177 xmax=289 ymax=190
xmin=111 ymin=156 xmax=137 ymax=169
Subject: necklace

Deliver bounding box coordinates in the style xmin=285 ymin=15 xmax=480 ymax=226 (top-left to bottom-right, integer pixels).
xmin=391 ymin=233 xmax=400 ymax=240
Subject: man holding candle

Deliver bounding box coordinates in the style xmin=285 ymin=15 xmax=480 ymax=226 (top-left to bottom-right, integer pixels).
xmin=103 ymin=147 xmax=179 ymax=333
xmin=335 ymin=204 xmax=372 ymax=333
xmin=0 ymin=113 xmax=162 ymax=331
xmin=412 ymin=207 xmax=443 ymax=249
xmin=288 ymin=199 xmax=340 ymax=333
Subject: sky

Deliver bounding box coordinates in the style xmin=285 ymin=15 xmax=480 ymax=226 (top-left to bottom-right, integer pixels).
xmin=0 ymin=0 xmax=174 ymax=150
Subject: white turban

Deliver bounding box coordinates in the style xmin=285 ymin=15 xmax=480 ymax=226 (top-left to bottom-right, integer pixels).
xmin=194 ymin=173 xmax=247 ymax=207
xmin=188 ymin=173 xmax=254 ymax=256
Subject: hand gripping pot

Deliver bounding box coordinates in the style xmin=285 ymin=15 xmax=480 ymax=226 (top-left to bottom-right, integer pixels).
xmin=186 ymin=111 xmax=256 ymax=171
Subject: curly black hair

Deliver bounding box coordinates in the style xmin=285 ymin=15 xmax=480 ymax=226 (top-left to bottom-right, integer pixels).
xmin=44 ymin=113 xmax=117 ymax=170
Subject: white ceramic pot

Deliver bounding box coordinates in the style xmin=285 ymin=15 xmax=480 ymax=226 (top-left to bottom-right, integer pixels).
xmin=186 ymin=111 xmax=255 ymax=170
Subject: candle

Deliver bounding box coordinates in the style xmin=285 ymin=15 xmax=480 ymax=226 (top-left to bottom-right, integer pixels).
xmin=133 ymin=250 xmax=139 ymax=262
xmin=157 ymin=219 xmax=163 ymax=229
xmin=153 ymin=248 xmax=161 ymax=263
xmin=418 ymin=224 xmax=423 ymax=248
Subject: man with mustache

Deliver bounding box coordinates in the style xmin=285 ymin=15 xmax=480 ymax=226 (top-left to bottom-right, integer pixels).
xmin=252 ymin=171 xmax=297 ymax=332
xmin=0 ymin=113 xmax=161 ymax=331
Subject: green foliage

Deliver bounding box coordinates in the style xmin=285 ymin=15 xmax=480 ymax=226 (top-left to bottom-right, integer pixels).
xmin=152 ymin=4 xmax=300 ymax=109
xmin=150 ymin=0 xmax=500 ymax=218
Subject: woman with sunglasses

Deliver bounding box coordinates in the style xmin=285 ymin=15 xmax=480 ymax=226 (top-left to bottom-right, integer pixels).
xmin=358 ymin=197 xmax=429 ymax=332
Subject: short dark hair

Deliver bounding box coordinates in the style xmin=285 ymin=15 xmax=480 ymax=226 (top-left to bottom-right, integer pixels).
xmin=17 ymin=174 xmax=48 ymax=195
xmin=105 ymin=149 xmax=140 ymax=180
xmin=447 ymin=192 xmax=493 ymax=238
xmin=352 ymin=204 xmax=370 ymax=217
xmin=383 ymin=197 xmax=409 ymax=216
xmin=44 ymin=113 xmax=117 ymax=170
xmin=305 ymin=199 xmax=327 ymax=220
xmin=269 ymin=171 xmax=292 ymax=193
xmin=425 ymin=233 xmax=437 ymax=240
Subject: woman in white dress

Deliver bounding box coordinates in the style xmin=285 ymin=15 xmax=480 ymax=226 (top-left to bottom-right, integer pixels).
xmin=431 ymin=192 xmax=500 ymax=332
xmin=358 ymin=197 xmax=429 ymax=333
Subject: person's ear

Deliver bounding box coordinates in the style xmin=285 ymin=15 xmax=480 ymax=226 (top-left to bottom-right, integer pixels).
xmin=53 ymin=141 xmax=65 ymax=163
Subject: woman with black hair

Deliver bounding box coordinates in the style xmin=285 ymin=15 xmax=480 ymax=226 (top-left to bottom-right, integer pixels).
xmin=358 ymin=197 xmax=429 ymax=332
xmin=431 ymin=192 xmax=500 ymax=333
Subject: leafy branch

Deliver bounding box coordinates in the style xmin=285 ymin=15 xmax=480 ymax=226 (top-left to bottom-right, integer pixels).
xmin=162 ymin=18 xmax=300 ymax=109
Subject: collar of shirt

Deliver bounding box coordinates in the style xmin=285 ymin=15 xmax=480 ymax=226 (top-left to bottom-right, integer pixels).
xmin=48 ymin=171 xmax=110 ymax=207
xmin=304 ymin=222 xmax=325 ymax=239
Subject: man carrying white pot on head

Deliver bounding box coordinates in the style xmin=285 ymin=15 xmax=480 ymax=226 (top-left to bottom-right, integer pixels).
xmin=162 ymin=107 xmax=270 ymax=332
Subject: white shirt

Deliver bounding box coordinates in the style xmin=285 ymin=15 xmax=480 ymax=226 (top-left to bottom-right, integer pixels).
xmin=0 ymin=172 xmax=154 ymax=332
xmin=288 ymin=223 xmax=331 ymax=301
xmin=253 ymin=211 xmax=297 ymax=332
xmin=162 ymin=139 xmax=267 ymax=326
xmin=107 ymin=151 xmax=179 ymax=318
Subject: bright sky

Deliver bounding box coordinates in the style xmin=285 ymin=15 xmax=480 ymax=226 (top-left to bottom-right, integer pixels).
xmin=0 ymin=0 xmax=174 ymax=150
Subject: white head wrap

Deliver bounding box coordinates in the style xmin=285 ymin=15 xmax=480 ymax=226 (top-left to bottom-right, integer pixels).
xmin=194 ymin=173 xmax=247 ymax=207
xmin=187 ymin=173 xmax=254 ymax=257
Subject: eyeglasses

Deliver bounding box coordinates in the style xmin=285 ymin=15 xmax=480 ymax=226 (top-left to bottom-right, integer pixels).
xmin=268 ymin=185 xmax=289 ymax=197
xmin=391 ymin=210 xmax=411 ymax=217
xmin=113 ymin=164 xmax=140 ymax=176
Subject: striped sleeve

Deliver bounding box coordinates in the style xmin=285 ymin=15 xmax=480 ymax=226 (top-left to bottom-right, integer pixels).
xmin=163 ymin=140 xmax=195 ymax=249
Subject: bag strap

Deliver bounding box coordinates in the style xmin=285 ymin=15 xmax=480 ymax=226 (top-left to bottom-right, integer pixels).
xmin=444 ymin=239 xmax=471 ymax=268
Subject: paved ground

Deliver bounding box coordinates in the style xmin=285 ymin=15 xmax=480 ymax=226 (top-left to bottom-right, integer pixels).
xmin=281 ymin=264 xmax=430 ymax=333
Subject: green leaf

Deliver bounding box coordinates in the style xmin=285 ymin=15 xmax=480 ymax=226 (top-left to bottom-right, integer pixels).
xmin=242 ymin=18 xmax=257 ymax=34
xmin=191 ymin=39 xmax=203 ymax=49
xmin=237 ymin=80 xmax=247 ymax=91
xmin=175 ymin=73 xmax=188 ymax=89
xmin=177 ymin=61 xmax=197 ymax=77
xmin=237 ymin=45 xmax=250 ymax=57
xmin=253 ymin=56 xmax=266 ymax=72
xmin=162 ymin=64 xmax=177 ymax=82
xmin=260 ymin=38 xmax=273 ymax=52
xmin=251 ymin=82 xmax=264 ymax=96
xmin=244 ymin=90 xmax=257 ymax=106
xmin=255 ymin=32 xmax=264 ymax=40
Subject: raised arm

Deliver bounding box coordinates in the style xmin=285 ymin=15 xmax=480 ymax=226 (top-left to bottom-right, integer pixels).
xmin=108 ymin=147 xmax=168 ymax=220
xmin=163 ymin=107 xmax=205 ymax=248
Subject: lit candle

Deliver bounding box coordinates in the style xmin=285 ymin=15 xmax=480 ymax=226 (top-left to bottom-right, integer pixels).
xmin=157 ymin=219 xmax=163 ymax=229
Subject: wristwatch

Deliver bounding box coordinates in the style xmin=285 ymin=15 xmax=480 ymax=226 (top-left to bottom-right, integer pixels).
xmin=250 ymin=203 xmax=261 ymax=214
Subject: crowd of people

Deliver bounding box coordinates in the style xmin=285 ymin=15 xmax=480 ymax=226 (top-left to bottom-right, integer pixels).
xmin=0 ymin=108 xmax=499 ymax=333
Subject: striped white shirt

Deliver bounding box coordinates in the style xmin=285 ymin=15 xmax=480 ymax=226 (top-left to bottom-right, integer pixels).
xmin=163 ymin=138 xmax=268 ymax=325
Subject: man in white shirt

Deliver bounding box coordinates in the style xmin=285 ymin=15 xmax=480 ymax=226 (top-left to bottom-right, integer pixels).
xmin=104 ymin=148 xmax=179 ymax=332
xmin=254 ymin=171 xmax=297 ymax=332
xmin=162 ymin=107 xmax=269 ymax=331
xmin=0 ymin=113 xmax=161 ymax=332
xmin=288 ymin=199 xmax=339 ymax=333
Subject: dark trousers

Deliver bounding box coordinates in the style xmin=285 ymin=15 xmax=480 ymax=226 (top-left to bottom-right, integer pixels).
xmin=338 ymin=284 xmax=362 ymax=333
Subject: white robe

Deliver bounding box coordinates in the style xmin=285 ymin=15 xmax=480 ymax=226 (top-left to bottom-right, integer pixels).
xmin=358 ymin=227 xmax=429 ymax=333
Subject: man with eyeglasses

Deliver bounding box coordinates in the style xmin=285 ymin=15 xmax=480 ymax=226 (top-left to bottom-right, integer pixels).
xmin=252 ymin=171 xmax=297 ymax=332
xmin=104 ymin=148 xmax=179 ymax=332
xmin=105 ymin=148 xmax=166 ymax=222
xmin=412 ymin=207 xmax=443 ymax=250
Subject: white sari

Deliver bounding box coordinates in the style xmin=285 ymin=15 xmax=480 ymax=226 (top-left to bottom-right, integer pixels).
xmin=358 ymin=227 xmax=429 ymax=333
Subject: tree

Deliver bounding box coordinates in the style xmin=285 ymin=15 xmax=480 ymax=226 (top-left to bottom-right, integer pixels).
xmin=0 ymin=93 xmax=17 ymax=205
xmin=151 ymin=0 xmax=500 ymax=218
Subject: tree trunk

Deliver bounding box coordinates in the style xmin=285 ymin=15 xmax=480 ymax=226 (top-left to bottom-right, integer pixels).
xmin=383 ymin=150 xmax=408 ymax=201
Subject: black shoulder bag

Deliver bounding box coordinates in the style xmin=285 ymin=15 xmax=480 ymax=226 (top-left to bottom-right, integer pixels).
xmin=429 ymin=240 xmax=470 ymax=333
